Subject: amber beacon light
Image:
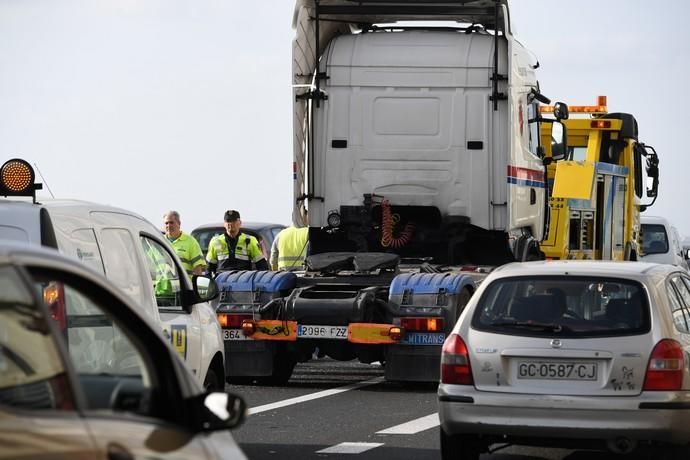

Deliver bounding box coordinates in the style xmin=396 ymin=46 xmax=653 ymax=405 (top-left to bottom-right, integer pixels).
xmin=0 ymin=158 xmax=42 ymax=201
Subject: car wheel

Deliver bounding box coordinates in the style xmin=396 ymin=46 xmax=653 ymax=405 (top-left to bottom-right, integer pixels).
xmin=440 ymin=428 xmax=480 ymax=460
xmin=203 ymin=368 xmax=223 ymax=392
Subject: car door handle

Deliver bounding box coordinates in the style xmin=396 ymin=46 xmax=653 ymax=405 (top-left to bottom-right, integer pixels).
xmin=107 ymin=444 xmax=134 ymax=460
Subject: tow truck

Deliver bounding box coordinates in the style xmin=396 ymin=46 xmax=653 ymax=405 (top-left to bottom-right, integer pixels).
xmin=539 ymin=96 xmax=660 ymax=260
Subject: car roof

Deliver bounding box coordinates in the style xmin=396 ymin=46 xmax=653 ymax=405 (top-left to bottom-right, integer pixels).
xmin=0 ymin=198 xmax=148 ymax=220
xmin=640 ymin=215 xmax=672 ymax=226
xmin=490 ymin=260 xmax=680 ymax=280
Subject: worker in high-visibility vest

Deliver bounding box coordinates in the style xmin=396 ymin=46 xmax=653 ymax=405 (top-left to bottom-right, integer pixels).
xmin=163 ymin=210 xmax=206 ymax=277
xmin=270 ymin=225 xmax=309 ymax=271
xmin=206 ymin=209 xmax=269 ymax=275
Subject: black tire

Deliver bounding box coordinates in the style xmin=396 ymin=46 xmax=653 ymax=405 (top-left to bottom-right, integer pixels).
xmin=203 ymin=367 xmax=223 ymax=392
xmin=440 ymin=428 xmax=481 ymax=460
xmin=259 ymin=356 xmax=296 ymax=386
xmin=455 ymin=288 xmax=472 ymax=322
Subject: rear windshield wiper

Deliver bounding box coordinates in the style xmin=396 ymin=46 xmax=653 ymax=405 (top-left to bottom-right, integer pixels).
xmin=489 ymin=320 xmax=572 ymax=333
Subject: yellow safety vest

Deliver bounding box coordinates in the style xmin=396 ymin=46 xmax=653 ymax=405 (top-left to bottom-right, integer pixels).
xmin=170 ymin=232 xmax=205 ymax=277
xmin=276 ymin=227 xmax=308 ymax=270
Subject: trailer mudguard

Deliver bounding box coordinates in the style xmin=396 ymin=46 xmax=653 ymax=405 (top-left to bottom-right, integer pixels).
xmin=215 ymin=270 xmax=297 ymax=305
xmin=389 ymin=272 xmax=474 ymax=309
xmin=386 ymin=272 xmax=475 ymax=382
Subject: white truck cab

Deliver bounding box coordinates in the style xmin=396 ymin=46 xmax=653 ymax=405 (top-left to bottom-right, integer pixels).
xmin=0 ymin=161 xmax=225 ymax=389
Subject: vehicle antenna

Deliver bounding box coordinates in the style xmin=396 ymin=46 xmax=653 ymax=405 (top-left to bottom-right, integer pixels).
xmin=33 ymin=162 xmax=55 ymax=198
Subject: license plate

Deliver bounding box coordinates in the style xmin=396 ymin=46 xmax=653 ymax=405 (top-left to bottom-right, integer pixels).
xmin=297 ymin=324 xmax=348 ymax=339
xmin=223 ymin=329 xmax=249 ymax=341
xmin=517 ymin=361 xmax=597 ymax=380
xmin=401 ymin=332 xmax=445 ymax=345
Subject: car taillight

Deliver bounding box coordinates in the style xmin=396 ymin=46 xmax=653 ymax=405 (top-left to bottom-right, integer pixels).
xmin=217 ymin=313 xmax=253 ymax=328
xmin=43 ymin=282 xmax=66 ymax=331
xmin=643 ymin=339 xmax=685 ymax=391
xmin=400 ymin=317 xmax=444 ymax=332
xmin=441 ymin=333 xmax=473 ymax=385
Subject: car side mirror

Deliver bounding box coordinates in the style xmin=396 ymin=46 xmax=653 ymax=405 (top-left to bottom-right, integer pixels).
xmin=193 ymin=274 xmax=219 ymax=301
xmin=191 ymin=391 xmax=247 ymax=432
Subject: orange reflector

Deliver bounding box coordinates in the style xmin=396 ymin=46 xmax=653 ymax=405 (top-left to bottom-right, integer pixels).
xmin=590 ymin=120 xmax=612 ymax=129
xmin=348 ymin=323 xmax=400 ymax=344
xmin=400 ymin=317 xmax=444 ymax=332
xmin=389 ymin=326 xmax=403 ymax=341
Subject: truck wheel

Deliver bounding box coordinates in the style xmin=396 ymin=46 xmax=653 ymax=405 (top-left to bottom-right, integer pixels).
xmin=440 ymin=428 xmax=480 ymax=460
xmin=259 ymin=355 xmax=296 ymax=386
xmin=455 ymin=288 xmax=472 ymax=323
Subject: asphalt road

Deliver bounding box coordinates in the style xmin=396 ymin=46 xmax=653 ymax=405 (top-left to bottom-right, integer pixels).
xmin=225 ymin=359 xmax=625 ymax=460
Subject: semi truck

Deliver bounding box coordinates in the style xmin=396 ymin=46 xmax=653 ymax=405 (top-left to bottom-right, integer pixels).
xmin=539 ymin=96 xmax=660 ymax=261
xmin=216 ymin=0 xmax=567 ymax=384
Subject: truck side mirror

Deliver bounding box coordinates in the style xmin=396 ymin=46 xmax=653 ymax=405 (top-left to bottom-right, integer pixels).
xmin=553 ymin=102 xmax=569 ymax=120
xmin=550 ymin=121 xmax=568 ymax=161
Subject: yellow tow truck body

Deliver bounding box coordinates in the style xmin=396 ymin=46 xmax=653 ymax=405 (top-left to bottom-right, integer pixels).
xmin=539 ymin=97 xmax=659 ymax=261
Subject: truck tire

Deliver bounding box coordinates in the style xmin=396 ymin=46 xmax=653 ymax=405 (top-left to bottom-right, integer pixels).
xmin=258 ymin=353 xmax=296 ymax=386
xmin=440 ymin=428 xmax=480 ymax=460
xmin=455 ymin=288 xmax=472 ymax=323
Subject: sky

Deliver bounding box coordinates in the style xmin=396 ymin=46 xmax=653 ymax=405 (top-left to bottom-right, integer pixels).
xmin=1 ymin=1 xmax=689 ymax=236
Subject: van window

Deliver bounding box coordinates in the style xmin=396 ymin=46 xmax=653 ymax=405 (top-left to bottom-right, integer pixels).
xmin=58 ymin=228 xmax=105 ymax=275
xmin=642 ymin=224 xmax=669 ymax=254
xmin=139 ymin=236 xmax=183 ymax=311
xmin=99 ymin=228 xmax=147 ymax=306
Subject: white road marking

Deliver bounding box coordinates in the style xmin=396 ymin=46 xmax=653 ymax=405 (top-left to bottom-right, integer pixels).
xmin=316 ymin=442 xmax=384 ymax=454
xmin=247 ymin=376 xmax=384 ymax=415
xmin=376 ymin=413 xmax=439 ymax=435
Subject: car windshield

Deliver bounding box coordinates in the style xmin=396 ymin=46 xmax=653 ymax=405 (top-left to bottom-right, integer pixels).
xmin=642 ymin=224 xmax=669 ymax=255
xmin=472 ymin=276 xmax=650 ymax=337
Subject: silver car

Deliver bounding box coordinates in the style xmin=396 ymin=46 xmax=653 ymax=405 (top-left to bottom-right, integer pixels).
xmin=438 ymin=260 xmax=690 ymax=459
xmin=0 ymin=241 xmax=247 ymax=459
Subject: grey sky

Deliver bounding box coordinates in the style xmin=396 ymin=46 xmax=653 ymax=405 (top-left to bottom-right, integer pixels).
xmin=1 ymin=1 xmax=688 ymax=235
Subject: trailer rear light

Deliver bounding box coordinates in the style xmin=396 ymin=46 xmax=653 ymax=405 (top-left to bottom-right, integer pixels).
xmin=591 ymin=120 xmax=612 ymax=129
xmin=643 ymin=339 xmax=685 ymax=391
xmin=43 ymin=282 xmax=66 ymax=331
xmin=389 ymin=326 xmax=403 ymax=341
xmin=441 ymin=334 xmax=473 ymax=385
xmin=400 ymin=317 xmax=443 ymax=332
xmin=217 ymin=313 xmax=252 ymax=328
xmin=241 ymin=320 xmax=257 ymax=337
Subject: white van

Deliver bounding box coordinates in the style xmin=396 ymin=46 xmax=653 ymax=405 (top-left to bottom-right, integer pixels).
xmin=640 ymin=215 xmax=689 ymax=270
xmin=0 ymin=198 xmax=226 ymax=390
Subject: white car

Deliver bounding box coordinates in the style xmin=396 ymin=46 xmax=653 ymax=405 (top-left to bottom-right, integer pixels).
xmin=0 ymin=160 xmax=225 ymax=390
xmin=0 ymin=241 xmax=247 ymax=459
xmin=439 ymin=260 xmax=690 ymax=459
xmin=641 ymin=215 xmax=688 ymax=271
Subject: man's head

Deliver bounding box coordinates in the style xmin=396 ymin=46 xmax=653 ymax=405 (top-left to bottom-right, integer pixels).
xmin=163 ymin=210 xmax=182 ymax=239
xmin=223 ymin=210 xmax=242 ymax=237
